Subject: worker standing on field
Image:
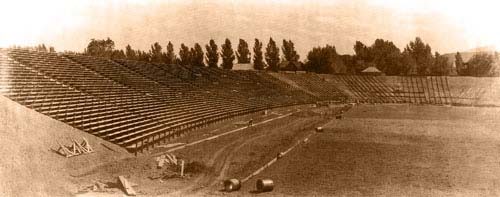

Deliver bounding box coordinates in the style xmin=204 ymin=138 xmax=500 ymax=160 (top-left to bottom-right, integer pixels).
xmin=248 ymin=118 xmax=253 ymax=127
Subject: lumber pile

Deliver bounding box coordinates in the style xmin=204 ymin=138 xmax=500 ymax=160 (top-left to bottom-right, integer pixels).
xmin=56 ymin=138 xmax=94 ymax=158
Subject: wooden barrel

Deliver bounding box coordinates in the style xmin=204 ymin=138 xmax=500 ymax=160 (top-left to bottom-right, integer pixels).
xmin=256 ymin=179 xmax=274 ymax=192
xmin=224 ymin=179 xmax=241 ymax=192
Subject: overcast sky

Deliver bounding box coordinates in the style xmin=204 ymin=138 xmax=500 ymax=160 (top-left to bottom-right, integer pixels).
xmin=1 ymin=0 xmax=499 ymax=58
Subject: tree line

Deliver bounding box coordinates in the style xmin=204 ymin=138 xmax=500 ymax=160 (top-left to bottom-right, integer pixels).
xmin=82 ymin=37 xmax=499 ymax=77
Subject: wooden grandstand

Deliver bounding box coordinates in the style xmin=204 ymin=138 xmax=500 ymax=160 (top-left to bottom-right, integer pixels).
xmin=2 ymin=48 xmax=476 ymax=153
xmin=312 ymin=75 xmax=453 ymax=105
xmin=0 ymin=49 xmax=331 ymax=153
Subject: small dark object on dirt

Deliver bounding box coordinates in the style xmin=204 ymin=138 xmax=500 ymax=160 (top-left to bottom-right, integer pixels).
xmin=224 ymin=179 xmax=241 ymax=192
xmin=256 ymin=179 xmax=274 ymax=192
xmin=336 ymin=114 xmax=342 ymax=119
xmin=316 ymin=127 xmax=324 ymax=133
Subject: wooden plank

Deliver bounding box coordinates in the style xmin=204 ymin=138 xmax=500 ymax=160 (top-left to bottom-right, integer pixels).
xmin=118 ymin=176 xmax=137 ymax=196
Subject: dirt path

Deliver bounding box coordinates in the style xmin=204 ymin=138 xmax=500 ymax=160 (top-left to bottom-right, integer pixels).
xmin=167 ymin=106 xmax=348 ymax=196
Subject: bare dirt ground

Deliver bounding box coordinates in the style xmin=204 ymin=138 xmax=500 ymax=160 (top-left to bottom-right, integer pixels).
xmin=236 ymin=104 xmax=500 ymax=196
xmin=71 ymin=104 xmax=343 ymax=196
xmin=6 ymin=98 xmax=499 ymax=197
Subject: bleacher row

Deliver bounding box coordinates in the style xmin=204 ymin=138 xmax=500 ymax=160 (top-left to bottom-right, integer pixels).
xmin=278 ymin=73 xmax=453 ymax=105
xmin=0 ymin=49 xmax=340 ymax=152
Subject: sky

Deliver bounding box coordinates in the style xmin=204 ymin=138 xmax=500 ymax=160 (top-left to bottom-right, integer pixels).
xmin=0 ymin=0 xmax=499 ymax=58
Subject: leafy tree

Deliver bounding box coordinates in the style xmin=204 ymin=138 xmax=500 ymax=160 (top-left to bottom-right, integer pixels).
xmin=455 ymin=52 xmax=465 ymax=75
xmin=341 ymin=55 xmax=357 ymax=74
xmin=111 ymin=49 xmax=126 ymax=59
xmin=125 ymin=44 xmax=137 ymax=60
xmin=305 ymin=45 xmax=340 ymax=74
xmin=137 ymin=50 xmax=151 ymax=62
xmin=253 ymin=39 xmax=265 ymax=70
xmin=354 ymin=41 xmax=370 ymax=61
xmin=236 ymin=39 xmax=251 ymax=63
xmin=404 ymin=37 xmax=434 ymax=75
xmin=430 ymin=52 xmax=450 ymax=76
xmin=150 ymin=42 xmax=163 ymax=63
xmin=49 ymin=46 xmax=55 ymax=53
xmin=466 ymin=53 xmax=494 ymax=76
xmin=353 ymin=39 xmax=403 ymax=75
xmin=282 ymin=39 xmax=299 ymax=62
xmin=401 ymin=49 xmax=417 ymax=75
xmin=205 ymin=39 xmax=219 ymax=68
xmin=191 ymin=43 xmax=205 ymax=67
xmin=84 ymin=37 xmax=115 ymax=58
xmin=178 ymin=44 xmax=191 ymax=66
xmin=369 ymin=39 xmax=402 ymax=75
xmin=165 ymin=41 xmax=176 ymax=64
xmin=265 ymin=37 xmax=280 ymax=72
xmin=220 ymin=39 xmax=235 ymax=69
xmin=352 ymin=41 xmax=371 ymax=73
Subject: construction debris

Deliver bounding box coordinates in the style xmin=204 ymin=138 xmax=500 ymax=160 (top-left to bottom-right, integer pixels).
xmin=56 ymin=137 xmax=94 ymax=158
xmin=155 ymin=153 xmax=186 ymax=178
xmin=118 ymin=176 xmax=137 ymax=196
xmin=156 ymin=153 xmax=179 ymax=168
xmin=79 ymin=181 xmax=110 ymax=193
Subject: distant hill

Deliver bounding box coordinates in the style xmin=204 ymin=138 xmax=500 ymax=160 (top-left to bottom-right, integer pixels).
xmin=443 ymin=48 xmax=498 ymax=64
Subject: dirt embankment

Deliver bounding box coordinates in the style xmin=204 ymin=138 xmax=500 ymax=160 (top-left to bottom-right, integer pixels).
xmin=0 ymin=96 xmax=131 ymax=197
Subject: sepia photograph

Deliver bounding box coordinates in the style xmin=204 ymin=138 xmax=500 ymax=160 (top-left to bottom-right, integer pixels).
xmin=1 ymin=0 xmax=500 ymax=196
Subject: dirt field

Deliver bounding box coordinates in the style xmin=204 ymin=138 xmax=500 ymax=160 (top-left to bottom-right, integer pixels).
xmin=237 ymin=104 xmax=500 ymax=196
xmin=71 ymin=104 xmax=343 ymax=196
xmin=4 ymin=94 xmax=500 ymax=196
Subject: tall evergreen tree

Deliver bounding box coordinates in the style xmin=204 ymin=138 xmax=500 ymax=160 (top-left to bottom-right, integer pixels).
xmin=150 ymin=42 xmax=163 ymax=63
xmin=282 ymin=39 xmax=299 ymax=62
xmin=265 ymin=37 xmax=280 ymax=72
xmin=165 ymin=42 xmax=176 ymax=64
xmin=253 ymin=39 xmax=265 ymax=70
xmin=455 ymin=52 xmax=465 ymax=75
xmin=236 ymin=39 xmax=251 ymax=63
xmin=178 ymin=43 xmax=191 ymax=66
xmin=191 ymin=43 xmax=205 ymax=67
xmin=220 ymin=39 xmax=235 ymax=69
xmin=205 ymin=39 xmax=219 ymax=68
